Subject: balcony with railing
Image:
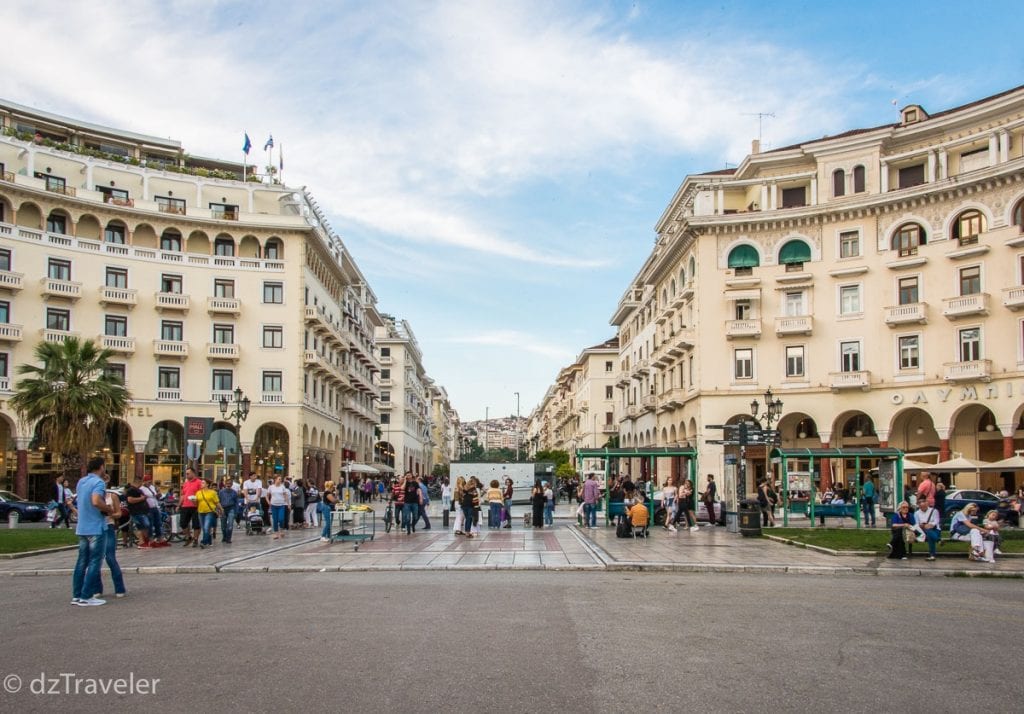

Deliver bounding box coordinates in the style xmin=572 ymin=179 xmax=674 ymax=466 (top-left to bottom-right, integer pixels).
xmin=944 ymin=359 xmax=992 ymax=382
xmin=98 ymin=286 xmax=137 ymax=308
xmin=0 ymin=376 xmax=9 ymax=391
xmin=601 ymin=423 xmax=619 ymax=433
xmin=210 ymin=390 xmax=235 ymax=404
xmin=40 ymin=328 xmax=80 ymax=343
xmin=100 ymin=335 xmax=136 ymax=354
xmin=153 ymin=339 xmax=190 ymax=358
xmin=206 ymin=343 xmax=241 ymax=361
xmin=154 ymin=292 xmax=190 ymax=312
xmin=40 ymin=277 xmax=82 ymax=301
xmin=0 ymin=323 xmax=23 ymax=342
xmin=615 ymin=370 xmax=632 ymax=387
xmin=626 ymin=405 xmax=640 ymax=419
xmin=1002 ymin=286 xmax=1024 ymax=311
xmin=828 ymin=370 xmax=871 ymax=390
xmin=45 ymin=183 xmax=76 ymax=197
xmin=942 ymin=293 xmax=989 ymax=319
xmin=102 ymin=193 xmax=134 ymax=208
xmin=725 ymin=319 xmax=761 ymax=339
xmin=0 ymin=270 xmax=24 ymax=292
xmin=157 ymin=202 xmax=186 ymax=216
xmin=775 ymin=315 xmax=813 ymax=336
xmin=207 ymin=297 xmax=241 ymax=315
xmin=260 ymin=391 xmax=285 ymax=404
xmin=641 ymin=394 xmax=657 ymax=413
xmin=631 ymin=359 xmax=650 ymax=378
xmin=156 ymin=388 xmax=181 ymax=401
xmin=211 ymin=208 xmax=239 ymax=221
xmin=884 ymin=303 xmax=927 ymax=326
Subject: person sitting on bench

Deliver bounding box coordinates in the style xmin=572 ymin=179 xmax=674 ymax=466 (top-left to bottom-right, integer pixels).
xmin=627 ymin=497 xmax=649 ymax=537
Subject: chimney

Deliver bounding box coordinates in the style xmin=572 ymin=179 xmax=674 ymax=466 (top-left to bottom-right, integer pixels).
xmin=751 ymin=139 xmax=761 ymax=155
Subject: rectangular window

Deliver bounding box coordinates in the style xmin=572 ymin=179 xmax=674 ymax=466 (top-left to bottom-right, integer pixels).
xmin=381 ymin=347 xmax=391 ymax=357
xmin=839 ymin=230 xmax=860 ymax=259
xmin=161 ymin=321 xmax=183 ymax=341
xmin=734 ymin=348 xmax=753 ymax=380
xmin=898 ymin=277 xmax=919 ymax=305
xmin=605 ymin=385 xmax=614 ymax=399
xmin=734 ymin=300 xmax=752 ymax=320
xmin=0 ymin=353 xmax=7 ymax=378
xmin=781 ymin=186 xmax=806 ymax=208
xmin=212 ymin=369 xmax=233 ymax=391
xmin=785 ymin=346 xmax=805 ymax=377
xmin=262 ymin=371 xmax=282 ymax=393
xmin=262 ymin=325 xmax=283 ymax=348
xmin=0 ymin=248 xmax=11 ymax=271
xmin=46 ymin=308 xmax=70 ymax=331
xmin=158 ymin=367 xmax=180 ymax=389
xmin=155 ymin=196 xmax=186 ymax=215
xmin=104 ymin=363 xmax=125 ymax=384
xmin=380 ymin=390 xmax=391 ymax=403
xmin=104 ymin=315 xmax=127 ymax=337
xmin=0 ymin=301 xmax=8 ymax=323
xmin=46 ymin=214 xmax=67 ymax=234
xmin=898 ymin=164 xmax=926 ymax=189
xmin=209 ymin=203 xmax=239 ymax=220
xmin=159 ymin=232 xmax=182 ymax=252
xmin=898 ymin=335 xmax=920 ymax=370
xmin=47 ymin=258 xmax=71 ymax=281
xmin=105 ymin=267 xmax=128 ymax=288
xmin=959 ymin=328 xmax=981 ymax=362
xmin=605 ymin=360 xmax=613 ymax=372
xmin=264 ymin=242 xmax=280 ymax=259
xmin=214 ymin=279 xmax=235 ymax=298
xmin=160 ymin=274 xmax=182 ymax=294
xmin=840 ymin=341 xmax=861 ymax=372
xmin=104 ymin=224 xmax=126 ymax=244
xmin=959 ymin=266 xmax=981 ymax=296
xmin=263 ymin=281 xmax=283 ymax=304
xmin=839 ymin=285 xmax=861 ymax=315
xmin=212 ymin=324 xmax=234 ymax=344
xmin=784 ymin=291 xmax=805 ymax=316
xmin=33 ymin=172 xmax=66 ymax=192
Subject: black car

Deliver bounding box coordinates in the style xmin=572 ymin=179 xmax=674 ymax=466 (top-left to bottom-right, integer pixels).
xmin=0 ymin=490 xmax=49 ymax=523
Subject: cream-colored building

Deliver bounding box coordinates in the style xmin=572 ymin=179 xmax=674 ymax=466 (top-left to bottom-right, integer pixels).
xmin=611 ymin=85 xmax=1024 ymax=497
xmin=428 ymin=381 xmax=459 ymax=469
xmin=0 ymin=99 xmax=383 ymax=498
xmin=374 ymin=316 xmax=432 ymax=476
xmin=527 ymin=337 xmax=620 ymax=467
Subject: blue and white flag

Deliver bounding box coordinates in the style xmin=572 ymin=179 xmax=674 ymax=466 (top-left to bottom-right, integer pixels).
xmin=264 ymin=134 xmax=274 ymax=151
xmin=242 ymin=133 xmax=252 ymax=155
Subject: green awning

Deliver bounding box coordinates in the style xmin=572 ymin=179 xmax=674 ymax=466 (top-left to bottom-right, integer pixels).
xmin=727 ymin=244 xmax=760 ymax=268
xmin=779 ymin=239 xmax=811 ymax=264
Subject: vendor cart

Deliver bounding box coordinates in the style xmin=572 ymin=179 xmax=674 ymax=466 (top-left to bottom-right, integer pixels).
xmin=330 ymin=506 xmax=375 ymax=550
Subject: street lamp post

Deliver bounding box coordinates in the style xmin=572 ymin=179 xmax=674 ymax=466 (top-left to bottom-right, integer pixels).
xmin=749 ymin=386 xmax=783 ymax=493
xmin=219 ymin=387 xmax=250 ymax=481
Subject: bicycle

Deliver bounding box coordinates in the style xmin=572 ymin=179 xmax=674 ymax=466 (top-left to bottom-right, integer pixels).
xmin=383 ymin=501 xmax=393 ymax=533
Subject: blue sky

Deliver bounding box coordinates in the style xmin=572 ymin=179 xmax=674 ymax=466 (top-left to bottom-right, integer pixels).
xmin=2 ymin=1 xmax=1023 ymax=421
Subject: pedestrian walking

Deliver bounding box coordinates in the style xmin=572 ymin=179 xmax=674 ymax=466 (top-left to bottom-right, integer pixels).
xmin=531 ymin=480 xmax=545 ymax=529
xmin=702 ymin=475 xmax=718 ymax=526
xmin=305 ymin=482 xmax=321 ymax=528
xmin=96 ymin=471 xmax=126 ymax=600
xmin=502 ymin=477 xmax=513 ymax=528
xmin=196 ymin=476 xmax=222 ymax=549
xmin=179 ymin=467 xmax=203 ymax=547
xmin=71 ymin=458 xmax=112 ymax=607
xmin=416 ymin=476 xmax=432 ymax=530
xmin=757 ymin=480 xmax=776 ymax=528
xmin=319 ymin=481 xmax=338 ymax=542
xmin=51 ymin=477 xmax=74 ymax=529
xmin=453 ymin=477 xmax=467 ymax=535
xmin=861 ymin=473 xmax=877 ymax=527
xmin=680 ymin=480 xmax=699 ymax=532
xmin=290 ymin=479 xmax=306 ymax=528
xmin=441 ymin=478 xmax=452 ymax=512
xmin=459 ymin=478 xmax=477 ymax=538
xmin=662 ymin=478 xmax=678 ymax=532
xmin=581 ymin=473 xmax=602 ymax=529
xmin=544 ymin=481 xmax=555 ymax=526
xmin=402 ymin=473 xmax=422 ymax=534
xmin=268 ymin=475 xmax=290 ymax=540
xmin=217 ymin=478 xmax=238 ymax=544
xmin=141 ymin=476 xmax=164 ymax=543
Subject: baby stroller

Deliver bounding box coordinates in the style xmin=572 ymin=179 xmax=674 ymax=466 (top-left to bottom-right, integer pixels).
xmin=244 ymin=503 xmax=265 ymax=535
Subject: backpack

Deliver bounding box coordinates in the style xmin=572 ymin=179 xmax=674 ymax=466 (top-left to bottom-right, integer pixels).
xmin=616 ymin=519 xmax=631 ymax=538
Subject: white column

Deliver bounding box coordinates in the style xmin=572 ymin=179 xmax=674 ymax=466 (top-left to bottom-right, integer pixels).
xmin=937 ymin=149 xmax=948 ymax=180
xmin=989 ymin=134 xmax=999 ymax=166
xmin=927 ymin=151 xmax=936 ymax=183
xmin=809 ymin=176 xmax=818 ymax=205
xmin=999 ymin=130 xmax=1010 ymax=163
xmin=769 ymin=182 xmax=777 ymax=210
xmin=879 ymin=161 xmax=888 ymax=192
xmin=760 ymin=183 xmax=768 ymax=211
xmin=716 ymin=187 xmax=724 ymax=214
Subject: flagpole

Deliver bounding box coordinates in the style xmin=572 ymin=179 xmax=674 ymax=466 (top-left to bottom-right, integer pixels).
xmin=278 ymin=143 xmax=283 ymax=186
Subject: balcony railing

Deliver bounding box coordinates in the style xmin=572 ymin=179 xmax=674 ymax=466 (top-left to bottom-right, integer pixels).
xmin=378 ymin=401 xmax=393 ymax=410
xmin=1002 ymin=286 xmax=1024 ymax=311
xmin=103 ymin=194 xmax=135 ymax=208
xmin=45 ymin=183 xmax=76 ymax=197
xmin=942 ymin=293 xmax=989 ymax=319
xmin=725 ymin=319 xmax=761 ymax=339
xmin=631 ymin=360 xmax=650 ymax=378
xmin=156 ymin=388 xmax=181 ymax=401
xmin=207 ymin=297 xmax=241 ymax=315
xmin=206 ymin=343 xmax=241 ymax=361
xmin=944 ymin=360 xmax=992 ymax=382
xmin=211 ymin=390 xmax=235 ymax=403
xmin=40 ymin=277 xmax=82 ymax=301
xmin=40 ymin=328 xmax=80 ymax=343
xmin=211 ymin=209 xmax=239 ymax=221
xmin=829 ymin=370 xmax=871 ymax=390
xmin=157 ymin=203 xmax=186 ymax=215
xmin=884 ymin=303 xmax=927 ymax=326
xmin=98 ymin=286 xmax=137 ymax=307
xmin=154 ymin=292 xmax=190 ymax=312
xmin=626 ymin=405 xmax=640 ymax=418
xmin=100 ymin=335 xmax=136 ymax=354
xmin=153 ymin=339 xmax=190 ymax=358
xmin=0 ymin=376 xmax=9 ymax=391
xmin=1 ymin=171 xmax=13 ymax=183
xmin=775 ymin=315 xmax=813 ymax=335
xmin=641 ymin=395 xmax=657 ymax=410
xmin=0 ymin=270 xmax=24 ymax=292
xmin=616 ymin=370 xmax=632 ymax=386
xmin=0 ymin=323 xmax=23 ymax=342
xmin=601 ymin=424 xmax=619 ymax=433
xmin=261 ymin=392 xmax=285 ymax=404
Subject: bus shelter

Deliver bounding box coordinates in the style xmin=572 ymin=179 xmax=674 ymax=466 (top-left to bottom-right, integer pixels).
xmin=769 ymin=447 xmax=904 ymax=528
xmin=575 ymin=446 xmax=697 ymax=525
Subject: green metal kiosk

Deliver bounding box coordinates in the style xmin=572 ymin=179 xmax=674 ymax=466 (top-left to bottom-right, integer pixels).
xmin=769 ymin=447 xmax=904 ymax=528
xmin=575 ymin=446 xmax=698 ymax=525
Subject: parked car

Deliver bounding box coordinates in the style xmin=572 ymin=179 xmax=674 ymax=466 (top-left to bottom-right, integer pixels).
xmin=942 ymin=489 xmax=1000 ymax=521
xmin=0 ymin=490 xmax=49 ymax=523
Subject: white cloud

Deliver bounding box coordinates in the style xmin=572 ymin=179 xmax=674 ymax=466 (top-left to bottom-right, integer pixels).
xmin=446 ymin=330 xmax=575 ymax=362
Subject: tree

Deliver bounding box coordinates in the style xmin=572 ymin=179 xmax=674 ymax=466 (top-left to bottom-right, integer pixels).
xmin=554 ymin=462 xmax=577 ymax=481
xmin=10 ymin=338 xmax=132 ymax=480
xmin=431 ymin=463 xmax=449 ymax=479
xmin=534 ymin=449 xmax=570 ymax=467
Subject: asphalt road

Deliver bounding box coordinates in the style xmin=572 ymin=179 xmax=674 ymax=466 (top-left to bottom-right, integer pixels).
xmin=0 ymin=572 xmax=1019 ymax=713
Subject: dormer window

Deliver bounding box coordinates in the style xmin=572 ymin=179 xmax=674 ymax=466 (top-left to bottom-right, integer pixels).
xmin=900 ymin=105 xmax=928 ymax=125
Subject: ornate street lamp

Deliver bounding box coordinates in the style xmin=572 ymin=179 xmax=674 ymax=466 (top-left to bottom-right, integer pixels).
xmin=219 ymin=386 xmax=250 ymax=479
xmin=749 ymin=387 xmax=784 ymax=494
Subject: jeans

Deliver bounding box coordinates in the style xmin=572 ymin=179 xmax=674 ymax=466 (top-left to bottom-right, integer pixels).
xmin=403 ymin=503 xmax=418 ymax=533
xmin=271 ymin=504 xmax=288 ymax=532
xmin=461 ymin=506 xmax=474 ymax=533
xmin=52 ymin=503 xmax=72 ymax=528
xmin=96 ymin=525 xmax=125 ymax=596
xmin=148 ymin=507 xmax=163 ymax=539
xmin=862 ymin=498 xmax=876 ymax=526
xmin=131 ymin=513 xmax=151 ymax=541
xmin=544 ymin=502 xmax=554 ymax=526
xmin=503 ymin=499 xmax=512 ymax=526
xmin=583 ymin=502 xmax=597 ymax=528
xmin=488 ymin=502 xmax=502 ymax=528
xmin=923 ymin=527 xmax=940 ymax=556
xmin=200 ymin=512 xmax=217 ymax=545
xmin=220 ymin=507 xmax=235 ymax=542
xmin=320 ymin=504 xmax=333 ymax=539
xmin=72 ymin=533 xmax=105 ymax=600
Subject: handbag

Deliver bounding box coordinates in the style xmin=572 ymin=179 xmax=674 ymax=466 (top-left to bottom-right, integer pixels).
xmin=903 ymin=527 xmax=917 ymax=544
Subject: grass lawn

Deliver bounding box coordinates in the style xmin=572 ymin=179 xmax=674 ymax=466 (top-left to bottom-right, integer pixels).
xmin=0 ymin=528 xmax=78 ymax=555
xmin=770 ymin=527 xmax=1024 ymax=554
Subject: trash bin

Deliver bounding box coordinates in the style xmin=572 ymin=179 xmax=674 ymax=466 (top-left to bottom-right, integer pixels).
xmin=738 ymin=499 xmax=762 ymax=538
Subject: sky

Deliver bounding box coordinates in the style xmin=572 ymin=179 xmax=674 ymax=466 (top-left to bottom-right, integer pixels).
xmin=2 ymin=1 xmax=1023 ymax=422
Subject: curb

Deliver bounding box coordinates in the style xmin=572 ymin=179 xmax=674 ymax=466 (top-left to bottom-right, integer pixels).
xmin=763 ymin=533 xmax=1024 ymax=559
xmin=0 ymin=545 xmax=78 ymax=560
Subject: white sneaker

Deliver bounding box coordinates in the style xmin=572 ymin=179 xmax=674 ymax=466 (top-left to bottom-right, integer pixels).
xmin=319 ymin=537 xmax=330 ymax=542
xmin=71 ymin=598 xmax=84 ymax=606
xmin=81 ymin=597 xmax=106 ymax=606
xmin=668 ymin=525 xmax=677 ymax=532
xmin=690 ymin=525 xmax=699 ymax=532
xmin=115 ymin=593 xmax=127 ymax=599
xmin=995 ymin=548 xmax=1003 ymax=555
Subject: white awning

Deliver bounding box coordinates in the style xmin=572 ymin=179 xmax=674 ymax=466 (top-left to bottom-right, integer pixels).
xmin=724 ymin=289 xmax=761 ymax=301
xmin=342 ymin=462 xmax=379 ymax=474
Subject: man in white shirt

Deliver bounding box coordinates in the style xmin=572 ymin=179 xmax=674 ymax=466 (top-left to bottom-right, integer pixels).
xmin=242 ymin=472 xmax=263 ymax=506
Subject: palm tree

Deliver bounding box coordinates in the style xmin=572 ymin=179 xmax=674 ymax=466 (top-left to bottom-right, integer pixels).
xmin=9 ymin=337 xmax=132 ymax=480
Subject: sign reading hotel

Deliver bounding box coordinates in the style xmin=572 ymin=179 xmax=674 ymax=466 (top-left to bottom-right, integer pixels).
xmin=185 ymin=417 xmax=215 ymax=440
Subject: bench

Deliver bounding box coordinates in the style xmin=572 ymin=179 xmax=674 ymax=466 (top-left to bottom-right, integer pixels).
xmin=607 ymin=502 xmax=627 ymax=522
xmin=813 ymin=503 xmax=857 ymax=525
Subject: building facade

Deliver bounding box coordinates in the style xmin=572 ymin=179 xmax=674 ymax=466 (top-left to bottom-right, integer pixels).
xmin=374 ymin=316 xmax=432 ymax=476
xmin=611 ymin=85 xmax=1024 ymax=497
xmin=428 ymin=382 xmax=459 ymax=469
xmin=0 ymin=100 xmax=382 ymax=498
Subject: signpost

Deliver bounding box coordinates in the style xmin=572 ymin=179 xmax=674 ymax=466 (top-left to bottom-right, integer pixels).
xmin=184 ymin=417 xmax=214 ymax=472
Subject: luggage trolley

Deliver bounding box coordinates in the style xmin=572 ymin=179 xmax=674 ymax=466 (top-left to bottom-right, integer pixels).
xmin=330 ymin=505 xmax=376 ymax=550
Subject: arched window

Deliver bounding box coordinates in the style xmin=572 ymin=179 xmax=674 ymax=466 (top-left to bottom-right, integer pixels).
xmin=1013 ymin=197 xmax=1024 ymax=231
xmin=104 ymin=222 xmax=126 ymax=244
xmin=727 ymin=244 xmax=760 ymax=271
xmin=779 ymin=239 xmax=812 ymax=269
xmin=661 ymin=288 xmax=668 ymax=306
xmin=832 ymin=169 xmax=845 ymax=197
xmin=46 ymin=211 xmax=67 ymax=234
xmin=159 ymin=229 xmax=182 ymax=252
xmin=892 ymin=222 xmax=927 ymax=257
xmin=951 ymin=209 xmax=986 ymax=246
xmin=688 ymin=256 xmax=696 ymax=282
xmin=670 ymin=279 xmax=676 ymax=297
xmin=853 ymin=165 xmax=866 ymax=193
xmin=679 ymin=267 xmax=686 ymax=286
xmin=264 ymin=238 xmax=283 ymax=259
xmin=214 ymin=236 xmax=235 ymax=256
